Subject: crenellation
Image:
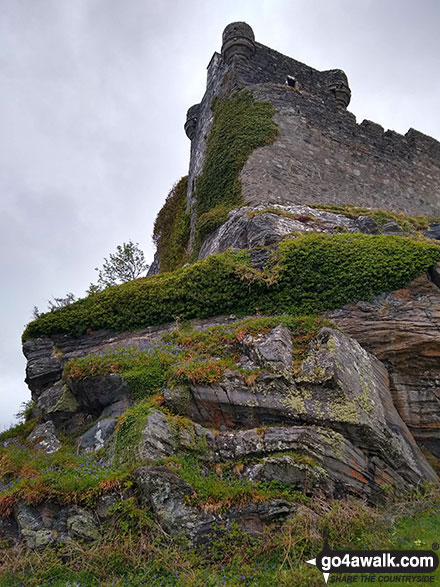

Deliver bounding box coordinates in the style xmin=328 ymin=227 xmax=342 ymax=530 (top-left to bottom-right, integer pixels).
xmin=206 ymin=52 xmax=222 ymax=87
xmin=361 ymin=119 xmax=384 ymax=137
xmin=321 ymin=69 xmax=351 ymax=109
xmin=183 ymin=22 xmax=440 ymax=251
xmin=406 ymin=128 xmax=440 ymax=161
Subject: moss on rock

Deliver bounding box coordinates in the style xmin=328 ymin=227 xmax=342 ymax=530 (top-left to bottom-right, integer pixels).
xmin=23 ymin=233 xmax=440 ymax=341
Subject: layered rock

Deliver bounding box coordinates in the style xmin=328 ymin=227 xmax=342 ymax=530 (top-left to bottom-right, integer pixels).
xmin=7 ymin=288 xmax=439 ymax=546
xmin=23 ymin=315 xmax=238 ymax=433
xmin=164 ymin=327 xmax=437 ymax=494
xmin=326 ymin=272 xmax=440 ymax=460
xmin=12 ymin=260 xmax=440 ymax=546
xmin=134 ymin=465 xmax=293 ymax=545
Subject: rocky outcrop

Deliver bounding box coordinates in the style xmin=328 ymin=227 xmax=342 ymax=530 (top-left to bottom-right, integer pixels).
xmin=164 ymin=327 xmax=437 ymax=493
xmin=78 ymin=418 xmax=117 ymax=453
xmin=13 ymin=273 xmax=439 ymax=547
xmin=12 ymin=502 xmax=100 ymax=549
xmin=23 ymin=315 xmax=239 ymax=429
xmin=326 ymin=272 xmax=440 ymax=460
xmin=134 ymin=465 xmax=293 ymax=544
xmin=27 ymin=420 xmax=61 ymax=453
xmin=242 ymin=323 xmax=293 ymax=371
xmin=197 ymin=204 xmax=439 ymax=260
xmin=69 ymin=374 xmax=129 ymax=415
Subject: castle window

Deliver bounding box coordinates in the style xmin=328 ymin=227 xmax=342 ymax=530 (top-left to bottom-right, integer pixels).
xmin=286 ymin=75 xmax=297 ymax=88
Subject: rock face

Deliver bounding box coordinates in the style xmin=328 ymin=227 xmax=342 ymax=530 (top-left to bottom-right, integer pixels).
xmin=165 ymin=327 xmax=437 ymax=494
xmin=69 ymin=374 xmax=129 ymax=415
xmin=14 ymin=258 xmax=440 ymax=545
xmin=242 ymin=324 xmax=293 ymax=371
xmin=12 ymin=502 xmax=100 ymax=549
xmin=13 ymin=274 xmax=440 ymax=547
xmin=198 ymin=203 xmax=440 ymax=260
xmin=134 ymin=465 xmax=294 ymax=544
xmin=198 ymin=205 xmax=382 ymax=259
xmin=326 ymin=273 xmax=440 ymax=460
xmin=78 ymin=418 xmax=117 ymax=453
xmin=27 ymin=420 xmax=61 ymax=453
xmin=23 ymin=315 xmax=239 ymax=433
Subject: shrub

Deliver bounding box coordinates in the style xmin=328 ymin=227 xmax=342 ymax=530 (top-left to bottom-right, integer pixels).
xmin=23 ymin=234 xmax=440 ymax=341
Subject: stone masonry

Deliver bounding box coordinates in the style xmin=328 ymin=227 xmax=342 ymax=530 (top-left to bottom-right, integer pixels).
xmin=184 ymin=22 xmax=440 ymax=252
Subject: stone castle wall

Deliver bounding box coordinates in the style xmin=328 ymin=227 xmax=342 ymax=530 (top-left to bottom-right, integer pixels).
xmin=184 ymin=22 xmax=440 ymax=248
xmin=241 ymin=83 xmax=440 ymax=216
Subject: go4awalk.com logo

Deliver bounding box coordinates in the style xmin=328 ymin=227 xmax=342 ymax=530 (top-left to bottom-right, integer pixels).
xmin=307 ymin=541 xmax=439 ymax=584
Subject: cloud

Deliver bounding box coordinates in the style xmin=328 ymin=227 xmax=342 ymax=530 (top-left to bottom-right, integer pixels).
xmin=1 ymin=0 xmax=439 ymax=427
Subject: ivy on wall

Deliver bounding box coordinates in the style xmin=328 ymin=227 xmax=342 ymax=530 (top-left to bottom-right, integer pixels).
xmin=191 ymin=91 xmax=279 ymax=257
xmin=153 ymin=177 xmax=190 ymax=273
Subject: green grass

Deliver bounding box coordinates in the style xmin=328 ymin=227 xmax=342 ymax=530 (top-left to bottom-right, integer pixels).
xmin=0 ymin=487 xmax=438 ymax=586
xmin=23 ymin=233 xmax=440 ymax=341
xmin=0 ymin=419 xmax=37 ymax=443
xmin=159 ymin=454 xmax=310 ymax=512
xmin=64 ymin=341 xmax=178 ymax=400
xmin=112 ymin=401 xmax=152 ymax=467
xmin=0 ymin=443 xmax=130 ymax=510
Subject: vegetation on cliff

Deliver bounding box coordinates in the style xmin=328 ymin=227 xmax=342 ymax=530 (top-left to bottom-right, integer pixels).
xmin=23 ymin=233 xmax=440 ymax=341
xmin=0 ymin=443 xmax=130 ymax=513
xmin=64 ymin=315 xmax=332 ymax=398
xmin=153 ymin=177 xmax=191 ymax=272
xmin=309 ymin=203 xmax=439 ymax=233
xmin=191 ymin=91 xmax=278 ymax=256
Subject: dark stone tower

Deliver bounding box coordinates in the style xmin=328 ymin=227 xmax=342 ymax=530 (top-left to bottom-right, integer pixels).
xmin=182 ymin=22 xmax=440 ymax=256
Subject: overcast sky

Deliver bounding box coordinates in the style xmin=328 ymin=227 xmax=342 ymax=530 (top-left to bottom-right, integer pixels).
xmin=1 ymin=0 xmax=439 ymax=429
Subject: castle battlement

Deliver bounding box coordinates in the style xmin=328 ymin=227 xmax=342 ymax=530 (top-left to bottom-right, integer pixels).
xmin=184 ymin=22 xmax=440 ymax=250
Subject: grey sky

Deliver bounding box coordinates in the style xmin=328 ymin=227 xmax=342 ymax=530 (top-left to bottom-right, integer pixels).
xmin=1 ymin=0 xmax=439 ymax=428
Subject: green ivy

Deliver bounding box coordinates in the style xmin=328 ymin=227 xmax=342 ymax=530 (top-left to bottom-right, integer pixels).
xmin=153 ymin=176 xmax=191 ymax=272
xmin=23 ymin=234 xmax=440 ymax=341
xmin=191 ymin=91 xmax=279 ymax=257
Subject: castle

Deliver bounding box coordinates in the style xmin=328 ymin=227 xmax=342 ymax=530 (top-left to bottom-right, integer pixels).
xmin=181 ymin=22 xmax=440 ymax=259
xmin=5 ymin=22 xmax=440 ymax=567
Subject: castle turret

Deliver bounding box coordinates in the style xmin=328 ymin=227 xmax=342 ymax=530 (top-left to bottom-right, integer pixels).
xmin=184 ymin=103 xmax=200 ymax=140
xmin=221 ymin=22 xmax=255 ymax=65
xmin=323 ymin=69 xmax=351 ymax=108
